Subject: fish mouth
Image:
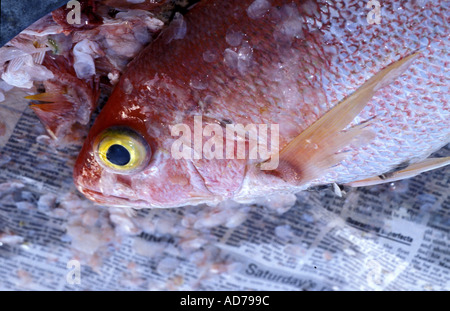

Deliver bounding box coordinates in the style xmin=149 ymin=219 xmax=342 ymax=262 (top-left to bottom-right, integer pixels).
xmin=78 ymin=186 xmax=216 ymax=208
xmin=79 ymin=187 xmax=156 ymax=208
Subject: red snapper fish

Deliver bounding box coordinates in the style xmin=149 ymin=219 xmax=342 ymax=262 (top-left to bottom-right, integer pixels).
xmin=73 ymin=0 xmax=450 ymax=208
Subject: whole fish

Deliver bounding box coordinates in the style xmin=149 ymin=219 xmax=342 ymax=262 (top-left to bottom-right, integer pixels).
xmin=73 ymin=0 xmax=450 ymax=208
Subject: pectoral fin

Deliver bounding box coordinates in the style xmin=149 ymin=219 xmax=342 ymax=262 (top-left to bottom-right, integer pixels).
xmin=267 ymin=52 xmax=420 ymax=185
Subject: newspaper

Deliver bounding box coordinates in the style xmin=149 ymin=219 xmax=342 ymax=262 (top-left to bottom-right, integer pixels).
xmin=0 ymin=87 xmax=449 ymax=291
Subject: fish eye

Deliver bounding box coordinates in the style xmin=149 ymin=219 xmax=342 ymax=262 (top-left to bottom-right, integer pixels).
xmin=106 ymin=144 xmax=131 ymax=166
xmin=93 ymin=127 xmax=151 ymax=174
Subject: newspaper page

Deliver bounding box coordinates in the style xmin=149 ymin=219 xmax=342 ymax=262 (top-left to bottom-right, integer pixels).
xmin=0 ymin=88 xmax=448 ymax=291
xmin=0 ymin=0 xmax=449 ymax=292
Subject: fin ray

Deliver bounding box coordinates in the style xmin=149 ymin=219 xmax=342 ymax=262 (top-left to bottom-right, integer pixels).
xmin=347 ymin=157 xmax=450 ymax=187
xmin=25 ymin=92 xmax=67 ymax=103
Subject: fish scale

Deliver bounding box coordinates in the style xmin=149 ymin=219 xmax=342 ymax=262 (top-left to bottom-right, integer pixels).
xmin=309 ymin=0 xmax=449 ymax=185
xmin=74 ymin=0 xmax=449 ymax=208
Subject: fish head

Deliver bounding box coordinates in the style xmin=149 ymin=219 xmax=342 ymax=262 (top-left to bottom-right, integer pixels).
xmin=73 ymin=79 xmax=218 ymax=208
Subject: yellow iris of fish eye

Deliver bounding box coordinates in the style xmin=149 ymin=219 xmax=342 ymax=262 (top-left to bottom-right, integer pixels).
xmin=94 ymin=128 xmax=150 ymax=174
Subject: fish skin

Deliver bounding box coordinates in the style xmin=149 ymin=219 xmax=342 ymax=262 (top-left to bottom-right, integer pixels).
xmin=74 ymin=0 xmax=450 ymax=208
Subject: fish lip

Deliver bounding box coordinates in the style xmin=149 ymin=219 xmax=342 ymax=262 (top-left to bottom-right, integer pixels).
xmin=78 ymin=186 xmax=157 ymax=208
xmin=78 ymin=185 xmax=219 ymax=208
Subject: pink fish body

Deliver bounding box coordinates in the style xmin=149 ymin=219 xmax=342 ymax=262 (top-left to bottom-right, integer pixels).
xmin=73 ymin=0 xmax=449 ymax=208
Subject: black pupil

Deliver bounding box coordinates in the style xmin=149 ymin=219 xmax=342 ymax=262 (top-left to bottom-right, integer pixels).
xmin=106 ymin=144 xmax=131 ymax=166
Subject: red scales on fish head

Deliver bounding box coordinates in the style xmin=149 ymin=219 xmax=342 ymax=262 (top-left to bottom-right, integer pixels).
xmin=73 ymin=0 xmax=450 ymax=208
